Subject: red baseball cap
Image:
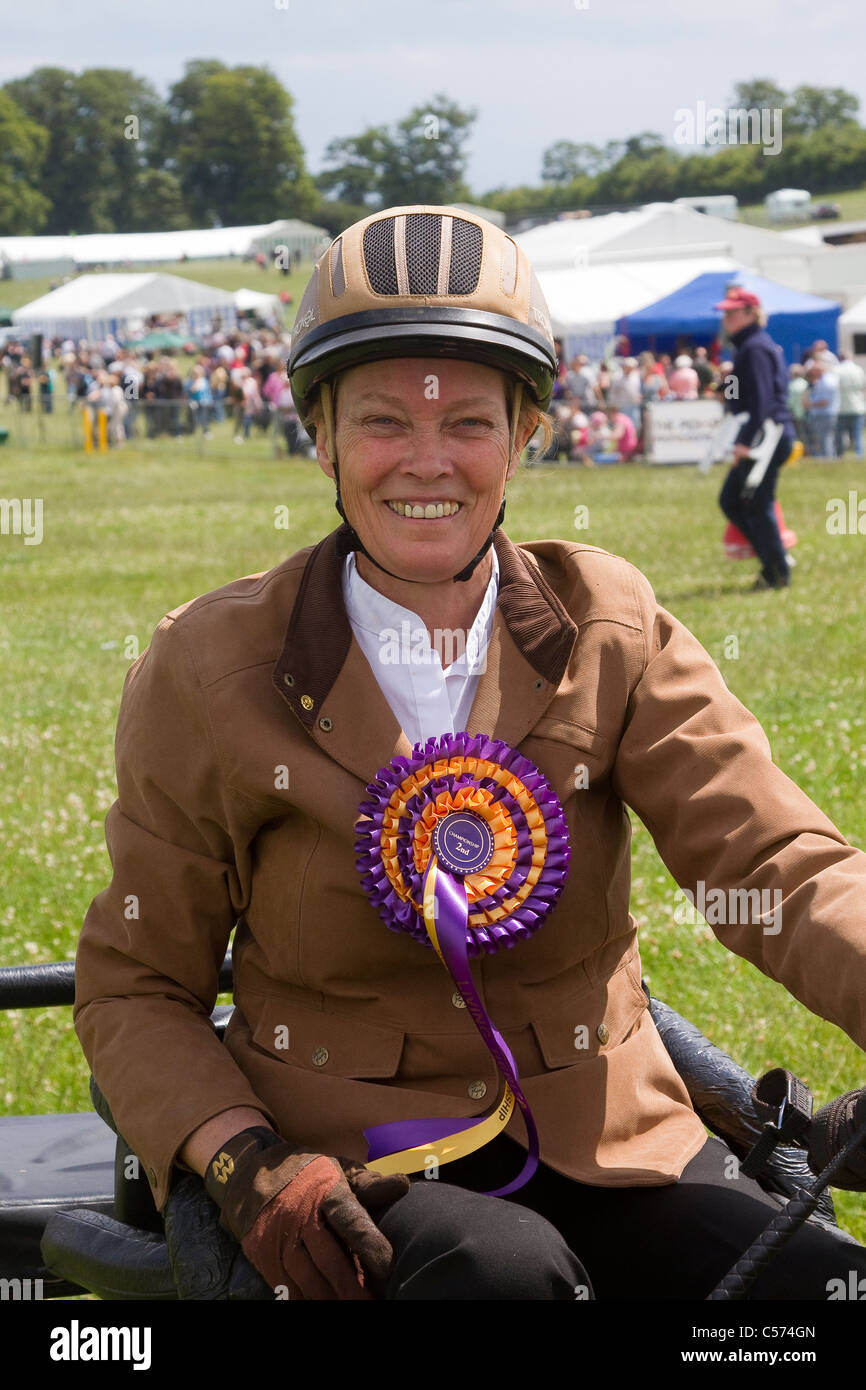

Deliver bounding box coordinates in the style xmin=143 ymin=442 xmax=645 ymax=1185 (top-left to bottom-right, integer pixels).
xmin=714 ymin=287 xmax=761 ymax=311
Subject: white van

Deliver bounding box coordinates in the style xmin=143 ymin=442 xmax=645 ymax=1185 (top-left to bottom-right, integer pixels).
xmin=765 ymin=189 xmax=811 ymax=222
xmin=674 ymin=195 xmax=739 ymax=221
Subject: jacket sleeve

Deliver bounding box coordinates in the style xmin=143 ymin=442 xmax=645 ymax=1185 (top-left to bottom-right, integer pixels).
xmin=734 ymin=342 xmax=778 ymax=447
xmin=74 ymin=615 xmax=276 ymax=1210
xmin=611 ymin=568 xmax=866 ymax=1054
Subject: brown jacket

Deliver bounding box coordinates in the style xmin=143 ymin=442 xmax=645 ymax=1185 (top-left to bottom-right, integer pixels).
xmin=75 ymin=525 xmax=866 ymax=1210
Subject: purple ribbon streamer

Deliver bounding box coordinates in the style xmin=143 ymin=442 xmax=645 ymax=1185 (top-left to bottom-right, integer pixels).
xmin=365 ymin=857 xmax=539 ymax=1197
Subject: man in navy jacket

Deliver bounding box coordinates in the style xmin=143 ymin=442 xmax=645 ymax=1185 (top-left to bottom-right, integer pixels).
xmin=717 ymin=288 xmax=795 ymax=590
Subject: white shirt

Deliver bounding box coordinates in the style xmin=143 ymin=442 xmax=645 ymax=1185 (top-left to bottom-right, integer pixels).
xmin=342 ymin=547 xmax=499 ymax=749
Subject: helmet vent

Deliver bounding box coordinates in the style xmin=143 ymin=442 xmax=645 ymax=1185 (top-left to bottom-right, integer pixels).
xmin=405 ymin=212 xmax=442 ymax=293
xmin=363 ymin=218 xmax=399 ymax=294
xmin=448 ymin=218 xmax=483 ymax=294
xmin=363 ymin=212 xmax=482 ymax=297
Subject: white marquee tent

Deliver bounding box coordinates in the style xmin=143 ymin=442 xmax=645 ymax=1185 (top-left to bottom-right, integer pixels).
xmin=12 ymin=273 xmax=239 ymax=341
xmin=838 ymin=294 xmax=866 ymax=366
xmin=233 ymin=288 xmax=283 ymax=323
xmin=516 ymin=203 xmax=826 ymax=293
xmin=0 ymin=218 xmax=329 ymax=278
xmin=537 ymin=255 xmax=743 ymax=359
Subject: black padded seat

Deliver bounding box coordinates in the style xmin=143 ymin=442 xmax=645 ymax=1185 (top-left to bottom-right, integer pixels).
xmin=0 ymin=1112 xmax=114 ymax=1295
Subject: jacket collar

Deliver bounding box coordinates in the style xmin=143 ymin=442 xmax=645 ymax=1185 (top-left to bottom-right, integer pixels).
xmin=273 ymin=524 xmax=578 ymax=780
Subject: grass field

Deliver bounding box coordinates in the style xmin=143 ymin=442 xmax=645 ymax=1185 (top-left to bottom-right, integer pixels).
xmin=1 ymin=399 xmax=865 ymax=1244
xmin=731 ymin=185 xmax=866 ymax=228
xmin=0 ymin=256 xmax=314 ymax=317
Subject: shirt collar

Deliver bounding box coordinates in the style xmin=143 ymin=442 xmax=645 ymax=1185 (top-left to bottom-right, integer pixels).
xmin=342 ymin=547 xmax=499 ymax=672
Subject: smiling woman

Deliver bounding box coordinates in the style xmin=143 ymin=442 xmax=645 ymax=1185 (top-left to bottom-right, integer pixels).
xmin=74 ymin=204 xmax=866 ymax=1304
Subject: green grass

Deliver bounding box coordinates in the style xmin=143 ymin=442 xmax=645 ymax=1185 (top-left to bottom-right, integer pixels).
xmin=1 ymin=403 xmax=865 ymax=1243
xmin=740 ymin=184 xmax=866 ymax=227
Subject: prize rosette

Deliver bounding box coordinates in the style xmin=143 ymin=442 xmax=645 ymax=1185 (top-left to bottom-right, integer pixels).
xmin=354 ymin=731 xmax=570 ymax=1196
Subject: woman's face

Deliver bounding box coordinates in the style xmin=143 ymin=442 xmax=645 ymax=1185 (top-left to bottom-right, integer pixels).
xmin=316 ymin=357 xmax=527 ymax=585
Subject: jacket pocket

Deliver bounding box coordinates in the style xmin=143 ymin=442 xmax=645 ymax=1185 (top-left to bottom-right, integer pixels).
xmin=247 ymin=993 xmax=405 ymax=1080
xmin=528 ymin=947 xmax=647 ymax=1069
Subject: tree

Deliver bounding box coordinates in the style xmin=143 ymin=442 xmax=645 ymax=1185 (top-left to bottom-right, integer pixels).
xmin=540 ymin=141 xmax=605 ymax=184
xmin=124 ymin=169 xmax=190 ymax=231
xmin=4 ymin=68 xmax=87 ymax=232
xmin=4 ymin=66 xmax=166 ymax=232
xmin=0 ymin=88 xmax=51 ymax=234
xmin=166 ymin=63 xmax=316 ymax=226
xmin=380 ymin=95 xmax=477 ymax=207
xmin=317 ymin=94 xmax=477 ymax=210
xmin=727 ymin=78 xmax=789 ymax=114
xmin=317 ymin=127 xmax=392 ymax=205
xmin=786 ymin=85 xmax=860 ymax=135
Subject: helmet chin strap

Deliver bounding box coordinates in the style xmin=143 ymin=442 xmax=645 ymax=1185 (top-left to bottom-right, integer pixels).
xmin=323 ymin=379 xmax=523 ymax=585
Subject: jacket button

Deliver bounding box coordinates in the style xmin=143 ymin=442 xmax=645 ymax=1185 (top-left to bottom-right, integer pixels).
xmin=311 ymin=1046 xmax=329 ymax=1066
xmin=301 ymin=695 xmax=314 ymax=710
xmin=451 ymin=990 xmax=466 ymax=1009
xmin=468 ymin=1080 xmax=487 ymax=1099
xmin=533 ymin=678 xmax=544 ymax=691
xmin=318 ymin=717 xmax=333 ymax=732
xmin=597 ymin=1023 xmax=610 ymax=1045
xmin=282 ymin=673 xmax=295 ymax=687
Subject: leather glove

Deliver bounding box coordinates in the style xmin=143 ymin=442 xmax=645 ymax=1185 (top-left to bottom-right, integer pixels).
xmin=808 ymin=1089 xmax=866 ymax=1191
xmin=205 ymin=1128 xmax=409 ymax=1299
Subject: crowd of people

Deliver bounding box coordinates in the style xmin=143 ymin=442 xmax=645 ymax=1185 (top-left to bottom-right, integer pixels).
xmin=788 ymin=345 xmax=866 ymax=460
xmin=0 ymin=326 xmax=309 ymax=456
xmin=3 ymin=325 xmax=864 ymax=466
xmin=538 ymin=336 xmax=866 ymax=464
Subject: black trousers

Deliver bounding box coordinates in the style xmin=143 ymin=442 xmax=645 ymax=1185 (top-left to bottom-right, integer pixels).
xmin=376 ymin=1134 xmax=866 ymax=1300
xmin=718 ymin=433 xmax=793 ymax=584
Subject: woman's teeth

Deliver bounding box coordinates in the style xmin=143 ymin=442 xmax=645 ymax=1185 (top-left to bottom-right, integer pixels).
xmin=386 ymin=500 xmax=462 ymax=519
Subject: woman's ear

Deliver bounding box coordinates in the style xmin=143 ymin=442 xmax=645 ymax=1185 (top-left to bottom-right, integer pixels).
xmin=506 ymin=408 xmax=542 ymax=478
xmin=314 ymin=421 xmax=335 ymax=480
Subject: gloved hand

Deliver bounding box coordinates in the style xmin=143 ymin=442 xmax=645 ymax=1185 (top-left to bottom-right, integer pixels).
xmin=205 ymin=1128 xmax=409 ymax=1299
xmin=808 ymin=1089 xmax=866 ymax=1191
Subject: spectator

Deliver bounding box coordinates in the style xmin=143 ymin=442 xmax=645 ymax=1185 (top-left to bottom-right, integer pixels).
xmin=186 ymin=363 xmax=214 ymax=438
xmin=807 ymin=339 xmax=839 ymax=366
xmin=835 ymin=353 xmax=866 ymax=459
xmin=595 ymin=361 xmax=611 ymax=403
xmin=804 ymin=358 xmax=840 ymax=459
xmin=563 ymin=354 xmax=597 ymax=412
xmin=693 ymin=347 xmax=716 ymax=394
xmin=605 ymin=404 xmax=639 ymax=460
xmin=668 ymin=354 xmax=699 ymax=400
xmin=607 ymin=357 xmax=642 ymax=430
xmin=210 ymin=363 xmax=229 ymax=423
xmin=787 ymin=364 xmax=810 ymax=448
xmin=236 ymin=367 xmax=264 ymax=444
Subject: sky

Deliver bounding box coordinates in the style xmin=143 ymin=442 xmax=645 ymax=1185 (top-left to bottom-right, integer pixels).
xmin=2 ymin=0 xmax=864 ymax=195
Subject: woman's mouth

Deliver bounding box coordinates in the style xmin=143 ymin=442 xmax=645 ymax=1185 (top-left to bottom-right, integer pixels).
xmin=385 ymin=500 xmax=463 ymax=519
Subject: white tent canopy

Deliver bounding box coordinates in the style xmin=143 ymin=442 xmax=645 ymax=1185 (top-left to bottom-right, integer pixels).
xmin=234 ymin=288 xmax=283 ymax=322
xmin=516 ymin=203 xmax=826 ymax=293
xmin=838 ymin=294 xmax=866 ymax=363
xmin=13 ymin=272 xmax=239 ymax=341
xmin=538 ymin=255 xmax=743 ymax=359
xmin=0 ymin=218 xmax=329 ymax=271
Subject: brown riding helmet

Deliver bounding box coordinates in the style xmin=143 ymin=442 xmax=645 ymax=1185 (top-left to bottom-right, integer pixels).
xmin=286 ymin=205 xmax=556 ymax=583
xmin=288 ymin=205 xmax=557 ymax=439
